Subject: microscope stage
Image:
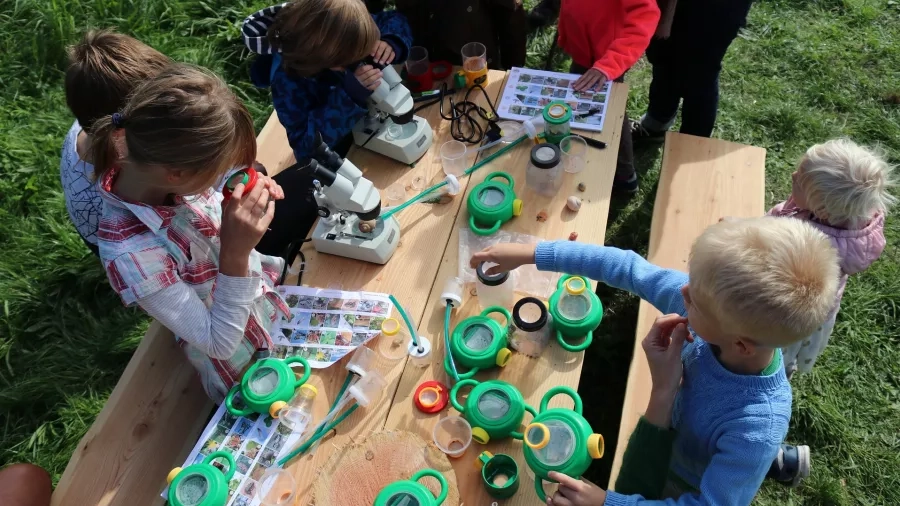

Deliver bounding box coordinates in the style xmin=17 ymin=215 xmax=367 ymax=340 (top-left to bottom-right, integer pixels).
xmin=352 ymin=116 xmax=433 ymax=165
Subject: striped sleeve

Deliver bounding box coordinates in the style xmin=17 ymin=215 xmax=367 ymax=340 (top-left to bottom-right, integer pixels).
xmin=241 ymin=3 xmax=288 ymax=55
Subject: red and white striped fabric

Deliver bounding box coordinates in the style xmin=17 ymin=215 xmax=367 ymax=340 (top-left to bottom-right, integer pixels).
xmin=97 ymin=167 xmax=290 ymax=402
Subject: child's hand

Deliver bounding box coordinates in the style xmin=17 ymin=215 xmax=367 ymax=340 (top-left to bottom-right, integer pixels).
xmin=219 ymin=181 xmax=274 ymax=271
xmin=642 ymin=314 xmax=692 ymax=396
xmin=573 ymin=68 xmax=607 ymax=92
xmin=469 ymin=243 xmax=537 ymax=274
xmin=259 ymin=175 xmax=285 ymax=200
xmin=354 ymin=64 xmax=383 ymax=91
xmin=547 ymin=472 xmax=607 ymax=506
xmin=371 ymin=40 xmax=396 ymax=65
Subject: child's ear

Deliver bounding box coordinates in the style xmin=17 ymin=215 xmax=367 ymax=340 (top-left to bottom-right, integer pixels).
xmin=735 ymin=338 xmax=756 ymax=356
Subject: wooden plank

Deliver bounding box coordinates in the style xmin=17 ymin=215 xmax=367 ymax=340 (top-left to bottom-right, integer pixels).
xmin=52 ymin=323 xmax=211 ymax=506
xmin=607 ymin=132 xmax=766 ymax=487
xmin=381 ymin=78 xmax=630 ymax=506
xmin=279 ymin=70 xmax=509 ymax=505
xmin=255 ymin=112 xmax=297 ymax=177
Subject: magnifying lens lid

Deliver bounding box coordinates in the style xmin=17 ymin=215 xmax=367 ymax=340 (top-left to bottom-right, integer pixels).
xmin=175 ymin=473 xmax=210 ymax=504
xmin=547 ymin=103 xmax=568 ymax=119
xmin=381 ymin=318 xmax=402 ymax=337
xmin=564 ymin=277 xmax=586 ymax=295
xmin=524 ymin=423 xmax=550 ymax=450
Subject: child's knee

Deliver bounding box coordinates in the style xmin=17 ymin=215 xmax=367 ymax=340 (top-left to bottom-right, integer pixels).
xmin=0 ymin=463 xmax=53 ymax=506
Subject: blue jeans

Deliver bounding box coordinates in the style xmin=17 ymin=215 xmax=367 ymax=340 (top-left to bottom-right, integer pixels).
xmin=642 ymin=0 xmax=754 ymax=137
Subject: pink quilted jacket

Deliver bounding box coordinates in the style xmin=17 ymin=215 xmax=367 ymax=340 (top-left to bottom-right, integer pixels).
xmin=769 ymin=196 xmax=887 ymax=317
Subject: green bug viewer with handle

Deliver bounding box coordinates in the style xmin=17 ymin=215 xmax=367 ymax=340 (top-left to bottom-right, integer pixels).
xmin=523 ymin=386 xmax=604 ymax=501
xmin=467 ymin=172 xmax=523 ymax=236
xmin=444 ymin=306 xmax=512 ymax=380
xmin=225 ymin=356 xmax=311 ymax=418
xmin=548 ymin=275 xmax=603 ymax=352
xmin=167 ymin=451 xmax=235 ymax=506
xmin=450 ymin=379 xmax=537 ymax=444
xmin=373 ymin=469 xmax=448 ymax=506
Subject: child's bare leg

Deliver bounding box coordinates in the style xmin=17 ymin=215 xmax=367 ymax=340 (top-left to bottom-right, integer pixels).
xmin=0 ymin=463 xmax=52 ymax=506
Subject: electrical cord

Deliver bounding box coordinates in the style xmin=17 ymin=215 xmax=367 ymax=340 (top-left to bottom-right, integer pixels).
xmin=414 ymin=82 xmax=502 ymax=145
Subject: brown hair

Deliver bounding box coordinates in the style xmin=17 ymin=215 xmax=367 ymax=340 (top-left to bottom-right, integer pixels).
xmin=65 ymin=29 xmax=172 ymax=133
xmin=90 ymin=64 xmax=257 ymax=192
xmin=269 ymin=0 xmax=380 ymax=77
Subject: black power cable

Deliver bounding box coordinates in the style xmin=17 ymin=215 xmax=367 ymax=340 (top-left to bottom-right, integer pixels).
xmin=413 ymin=82 xmax=502 ymax=145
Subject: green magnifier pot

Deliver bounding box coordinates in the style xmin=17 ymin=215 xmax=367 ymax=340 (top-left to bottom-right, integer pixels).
xmin=167 ymin=451 xmax=235 ymax=506
xmin=450 ymin=379 xmax=537 ymax=445
xmin=542 ymin=102 xmax=573 ymax=145
xmin=373 ymin=469 xmax=449 ymax=506
xmin=225 ymin=356 xmax=311 ymax=418
xmin=522 ymin=386 xmax=604 ymax=502
xmin=467 ymin=172 xmax=523 ymax=236
xmin=548 ymin=275 xmax=603 ymax=352
xmin=475 ymin=451 xmax=520 ymax=499
xmin=444 ymin=306 xmax=512 ymax=380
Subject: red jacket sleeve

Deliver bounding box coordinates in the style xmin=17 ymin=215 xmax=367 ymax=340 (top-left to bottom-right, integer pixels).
xmin=593 ymin=0 xmax=660 ymax=80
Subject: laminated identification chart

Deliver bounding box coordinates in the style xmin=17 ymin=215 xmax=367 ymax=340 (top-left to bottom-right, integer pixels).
xmin=273 ymin=286 xmax=393 ymax=368
xmin=497 ymin=67 xmax=611 ymax=132
xmin=161 ymin=404 xmax=305 ymax=506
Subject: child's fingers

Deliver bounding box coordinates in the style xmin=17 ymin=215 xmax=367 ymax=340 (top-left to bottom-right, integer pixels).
xmin=547 ymin=492 xmax=574 ymax=506
xmin=671 ymin=323 xmax=690 ymax=347
xmin=248 ymin=188 xmax=271 ymax=218
xmin=469 ymin=250 xmax=492 ymax=268
xmin=548 ymin=472 xmax=583 ymax=491
xmin=227 ymin=182 xmax=246 ymax=204
xmin=260 ymin=201 xmax=276 ymax=228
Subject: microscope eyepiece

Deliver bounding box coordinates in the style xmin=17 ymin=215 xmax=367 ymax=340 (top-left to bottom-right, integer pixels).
xmin=313 ymin=132 xmax=344 ymax=170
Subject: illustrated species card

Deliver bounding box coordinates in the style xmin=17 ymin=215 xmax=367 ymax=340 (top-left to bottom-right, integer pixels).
xmin=497 ymin=67 xmax=612 ymax=132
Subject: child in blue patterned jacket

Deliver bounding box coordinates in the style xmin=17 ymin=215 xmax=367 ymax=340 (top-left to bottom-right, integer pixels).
xmin=470 ymin=217 xmax=840 ymax=505
xmin=242 ymin=0 xmax=412 ymax=161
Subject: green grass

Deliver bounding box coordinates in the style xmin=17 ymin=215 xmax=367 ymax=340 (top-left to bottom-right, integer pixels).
xmin=0 ymin=0 xmax=897 ymax=504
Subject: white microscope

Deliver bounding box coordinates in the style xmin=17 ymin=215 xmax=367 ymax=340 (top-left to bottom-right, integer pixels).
xmin=306 ymin=136 xmax=401 ymax=265
xmin=351 ymin=63 xmax=433 ymax=165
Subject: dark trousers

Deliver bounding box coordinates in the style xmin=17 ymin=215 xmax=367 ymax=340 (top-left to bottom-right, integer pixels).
xmin=644 ymin=0 xmax=753 ymax=137
xmin=569 ymin=62 xmax=634 ymax=180
xmin=254 ymin=163 xmax=320 ymax=261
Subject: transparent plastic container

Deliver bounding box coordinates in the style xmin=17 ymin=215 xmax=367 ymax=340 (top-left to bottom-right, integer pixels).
xmin=526 ymin=144 xmax=563 ymax=197
xmin=511 ymin=297 xmax=552 ymax=357
xmin=346 ymin=345 xmax=376 ymax=377
xmin=374 ymin=318 xmax=410 ymax=361
xmin=256 ymin=468 xmax=297 ymax=506
xmin=560 ymin=135 xmax=588 ymax=174
xmin=441 ymin=140 xmax=467 ymax=177
xmin=279 ymin=384 xmax=317 ymax=433
xmin=433 ymin=416 xmax=473 ymax=458
xmin=348 ymin=370 xmax=387 ymax=407
xmin=558 ymin=277 xmax=593 ymax=321
xmin=476 ymin=262 xmax=515 ymax=310
xmin=525 ymin=420 xmax=577 ymax=468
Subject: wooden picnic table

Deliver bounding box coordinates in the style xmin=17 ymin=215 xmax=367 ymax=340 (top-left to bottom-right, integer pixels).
xmin=380 ymin=73 xmax=628 ymax=505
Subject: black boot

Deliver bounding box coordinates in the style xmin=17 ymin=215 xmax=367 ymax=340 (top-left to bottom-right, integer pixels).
xmin=527 ymin=0 xmax=560 ymax=31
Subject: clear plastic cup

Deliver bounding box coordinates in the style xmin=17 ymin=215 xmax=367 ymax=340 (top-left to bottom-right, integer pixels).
xmin=385 ymin=183 xmax=406 ymax=204
xmin=279 ymin=384 xmax=317 ymax=433
xmin=406 ymin=46 xmax=430 ymax=77
xmin=411 ymin=165 xmax=434 ymax=191
xmin=346 ymin=345 xmax=377 ymax=377
xmin=560 ymin=135 xmax=588 ymax=174
xmin=440 ymin=140 xmax=467 ymax=177
xmin=348 ymin=370 xmax=387 ymax=407
xmin=461 ymin=42 xmax=488 ymax=87
xmin=257 ymin=468 xmax=296 ymax=506
xmin=433 ymin=416 xmax=473 ymax=458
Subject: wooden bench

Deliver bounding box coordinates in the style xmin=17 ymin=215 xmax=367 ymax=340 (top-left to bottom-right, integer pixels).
xmin=607 ymin=132 xmax=766 ymax=487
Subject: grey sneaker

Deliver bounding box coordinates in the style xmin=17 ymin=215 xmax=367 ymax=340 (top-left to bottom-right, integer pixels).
xmin=767 ymin=444 xmax=810 ymax=487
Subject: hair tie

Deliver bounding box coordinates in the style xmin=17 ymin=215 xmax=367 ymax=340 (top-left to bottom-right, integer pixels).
xmin=112 ymin=112 xmax=126 ymax=128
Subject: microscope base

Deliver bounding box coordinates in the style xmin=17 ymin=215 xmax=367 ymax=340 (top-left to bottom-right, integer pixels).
xmin=352 ymin=116 xmax=433 ymax=165
xmin=311 ymin=215 xmax=401 ymax=265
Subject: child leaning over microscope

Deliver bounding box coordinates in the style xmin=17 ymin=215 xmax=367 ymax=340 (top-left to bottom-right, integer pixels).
xmin=241 ymin=0 xmax=412 ymax=161
xmin=471 ymin=216 xmax=840 ymax=505
xmin=767 ymin=139 xmax=894 ymax=377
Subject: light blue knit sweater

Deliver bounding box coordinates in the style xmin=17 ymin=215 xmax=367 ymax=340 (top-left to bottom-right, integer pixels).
xmin=535 ymin=241 xmax=791 ymax=506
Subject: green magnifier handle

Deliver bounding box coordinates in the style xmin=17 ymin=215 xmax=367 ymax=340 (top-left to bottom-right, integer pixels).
xmin=510 ymin=404 xmax=538 ymax=440
xmin=224 ymin=385 xmax=254 ymax=417
xmin=412 ymin=469 xmax=449 ymax=505
xmin=203 ymin=451 xmax=236 ymax=481
xmin=444 ymin=354 xmax=478 ymax=381
xmin=535 ymin=477 xmax=549 ymax=502
xmin=540 ymin=386 xmax=583 ymax=415
xmin=487 ymin=172 xmax=515 ymax=189
xmin=450 ymin=379 xmax=480 ymax=413
xmin=556 ymin=329 xmax=593 ymax=353
xmin=284 ymin=356 xmax=312 ymax=388
xmin=469 ymin=216 xmax=502 ymax=236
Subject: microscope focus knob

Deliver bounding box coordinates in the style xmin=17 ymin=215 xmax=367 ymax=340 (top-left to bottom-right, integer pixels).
xmin=317 ymin=206 xmax=331 ymax=218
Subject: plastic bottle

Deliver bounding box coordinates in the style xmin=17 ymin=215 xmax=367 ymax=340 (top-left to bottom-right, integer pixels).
xmin=279 ymin=384 xmax=317 ymax=434
xmin=526 ymin=144 xmax=563 ymax=196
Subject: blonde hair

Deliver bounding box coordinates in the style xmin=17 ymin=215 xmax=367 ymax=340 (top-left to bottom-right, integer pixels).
xmin=66 ymin=29 xmax=172 ymax=133
xmin=796 ymin=139 xmax=896 ymax=228
xmin=90 ymin=64 xmax=256 ymax=191
xmin=270 ymin=0 xmax=379 ymax=77
xmin=688 ymin=217 xmax=839 ymax=346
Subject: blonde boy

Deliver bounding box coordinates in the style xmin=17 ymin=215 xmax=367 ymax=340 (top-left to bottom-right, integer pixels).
xmin=471 ymin=217 xmax=839 ymax=505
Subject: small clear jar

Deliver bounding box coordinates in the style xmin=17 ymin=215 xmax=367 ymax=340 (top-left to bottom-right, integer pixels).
xmin=476 ymin=262 xmax=515 ymax=309
xmin=374 ymin=318 xmax=410 ymax=361
xmin=526 ymin=144 xmax=563 ymax=197
xmin=510 ymin=297 xmax=551 ymax=357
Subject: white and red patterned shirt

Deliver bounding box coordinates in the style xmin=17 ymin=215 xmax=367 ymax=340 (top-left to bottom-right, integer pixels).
xmin=97 ymin=167 xmax=290 ymax=403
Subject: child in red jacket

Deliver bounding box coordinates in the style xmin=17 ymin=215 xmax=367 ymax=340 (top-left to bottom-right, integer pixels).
xmin=559 ymin=0 xmax=659 ymax=193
